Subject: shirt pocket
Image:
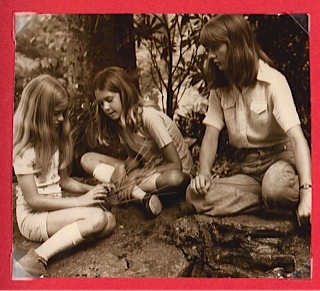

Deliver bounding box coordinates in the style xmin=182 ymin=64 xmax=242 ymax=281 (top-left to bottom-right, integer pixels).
xmin=250 ymin=101 xmax=268 ymax=124
xmin=222 ymin=99 xmax=236 ymax=122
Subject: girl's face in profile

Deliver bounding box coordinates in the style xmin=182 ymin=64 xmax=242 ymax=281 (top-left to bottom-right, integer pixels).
xmin=208 ymin=43 xmax=228 ymax=71
xmin=53 ymin=103 xmax=67 ymax=129
xmin=95 ymin=89 xmax=122 ymax=120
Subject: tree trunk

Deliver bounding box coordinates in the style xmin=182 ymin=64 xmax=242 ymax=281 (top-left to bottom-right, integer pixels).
xmin=67 ymin=14 xmax=137 ymax=99
xmin=66 ymin=14 xmax=136 ymax=175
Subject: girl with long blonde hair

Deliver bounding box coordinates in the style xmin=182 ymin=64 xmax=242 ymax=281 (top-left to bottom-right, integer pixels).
xmin=13 ymin=75 xmax=116 ymax=277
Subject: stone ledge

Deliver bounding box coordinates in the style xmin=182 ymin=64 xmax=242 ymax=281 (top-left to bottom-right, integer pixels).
xmin=173 ymin=211 xmax=310 ymax=278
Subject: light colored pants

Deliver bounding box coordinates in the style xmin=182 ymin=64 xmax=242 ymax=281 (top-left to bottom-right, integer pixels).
xmin=186 ymin=141 xmax=299 ymax=216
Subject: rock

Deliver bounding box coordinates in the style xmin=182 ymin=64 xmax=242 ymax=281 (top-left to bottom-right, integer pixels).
xmin=172 ymin=211 xmax=310 ymax=278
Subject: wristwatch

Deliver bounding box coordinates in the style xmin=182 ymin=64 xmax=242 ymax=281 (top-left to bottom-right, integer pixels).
xmin=299 ymin=183 xmax=312 ymax=190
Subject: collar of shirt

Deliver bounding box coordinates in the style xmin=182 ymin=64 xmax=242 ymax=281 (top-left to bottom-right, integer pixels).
xmin=256 ymin=59 xmax=274 ymax=84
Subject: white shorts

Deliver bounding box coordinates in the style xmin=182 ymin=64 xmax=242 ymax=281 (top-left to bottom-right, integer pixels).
xmin=16 ymin=193 xmax=61 ymax=242
xmin=16 ymin=203 xmax=49 ymax=243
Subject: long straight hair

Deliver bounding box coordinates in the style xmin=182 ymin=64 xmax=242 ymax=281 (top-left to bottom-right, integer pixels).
xmin=200 ymin=14 xmax=274 ymax=88
xmin=92 ymin=67 xmax=144 ymax=145
xmin=13 ymin=75 xmax=73 ymax=172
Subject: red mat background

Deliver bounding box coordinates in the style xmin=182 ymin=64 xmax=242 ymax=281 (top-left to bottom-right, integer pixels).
xmin=0 ymin=0 xmax=319 ymax=289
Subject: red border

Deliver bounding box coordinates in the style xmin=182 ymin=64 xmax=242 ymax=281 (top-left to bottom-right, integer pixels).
xmin=1 ymin=0 xmax=319 ymax=290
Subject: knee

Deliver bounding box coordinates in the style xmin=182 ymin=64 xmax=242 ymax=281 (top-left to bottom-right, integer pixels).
xmin=91 ymin=210 xmax=116 ymax=239
xmin=262 ymin=160 xmax=299 ymax=209
xmin=104 ymin=211 xmax=116 ymax=233
xmin=85 ymin=207 xmax=112 ymax=233
xmin=162 ymin=170 xmax=190 ymax=189
xmin=80 ymin=152 xmax=94 ymax=172
xmin=96 ymin=211 xmax=116 ymax=238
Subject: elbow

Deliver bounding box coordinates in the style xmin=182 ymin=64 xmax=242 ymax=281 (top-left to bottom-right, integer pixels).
xmin=59 ymin=176 xmax=69 ymax=189
xmin=287 ymin=125 xmax=309 ymax=150
xmin=24 ymin=197 xmax=44 ymax=211
xmin=26 ymin=203 xmax=42 ymax=211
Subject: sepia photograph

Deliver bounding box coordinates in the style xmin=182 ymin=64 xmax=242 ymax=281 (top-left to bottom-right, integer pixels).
xmin=1 ymin=0 xmax=320 ymax=289
xmin=11 ymin=13 xmax=311 ymax=280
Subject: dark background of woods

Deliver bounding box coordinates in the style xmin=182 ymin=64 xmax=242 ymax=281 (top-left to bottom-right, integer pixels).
xmin=14 ymin=14 xmax=310 ymax=177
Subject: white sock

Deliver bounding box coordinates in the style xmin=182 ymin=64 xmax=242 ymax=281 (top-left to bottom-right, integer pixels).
xmin=35 ymin=222 xmax=85 ymax=261
xmin=93 ymin=163 xmax=115 ymax=183
xmin=131 ymin=173 xmax=161 ymax=200
xmin=138 ymin=173 xmax=160 ymax=192
xmin=132 ymin=186 xmax=146 ymax=200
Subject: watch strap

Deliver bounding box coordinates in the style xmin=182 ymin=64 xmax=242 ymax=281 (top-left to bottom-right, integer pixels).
xmin=299 ymin=183 xmax=312 ymax=190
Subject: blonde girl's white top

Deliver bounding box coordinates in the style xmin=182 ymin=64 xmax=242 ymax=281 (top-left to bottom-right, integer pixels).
xmin=119 ymin=106 xmax=193 ymax=174
xmin=13 ymin=147 xmax=62 ymax=206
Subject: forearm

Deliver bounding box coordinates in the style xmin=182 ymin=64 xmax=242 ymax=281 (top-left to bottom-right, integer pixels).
xmin=17 ymin=172 xmax=100 ymax=212
xmin=60 ymin=176 xmax=94 ymax=194
xmin=287 ymin=125 xmax=311 ymax=224
xmin=199 ymin=126 xmax=219 ymax=176
xmin=291 ymin=136 xmax=312 ymax=213
xmin=27 ymin=194 xmax=83 ymax=211
xmin=293 ymin=139 xmax=311 ymax=186
xmin=287 ymin=126 xmax=311 ymax=186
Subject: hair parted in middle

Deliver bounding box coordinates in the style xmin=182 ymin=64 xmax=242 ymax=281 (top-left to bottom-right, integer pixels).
xmin=13 ymin=74 xmax=73 ymax=172
xmin=92 ymin=66 xmax=145 ymax=146
xmin=200 ymin=14 xmax=274 ymax=89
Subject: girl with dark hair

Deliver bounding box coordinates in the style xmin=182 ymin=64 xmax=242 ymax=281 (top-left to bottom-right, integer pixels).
xmin=81 ymin=67 xmax=193 ymax=217
xmin=186 ymin=15 xmax=311 ymax=226
xmin=13 ymin=75 xmax=116 ymax=277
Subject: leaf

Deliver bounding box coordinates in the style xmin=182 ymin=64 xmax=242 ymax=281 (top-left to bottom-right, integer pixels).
xmin=151 ymin=23 xmax=165 ymax=33
xmin=181 ymin=14 xmax=189 ymax=27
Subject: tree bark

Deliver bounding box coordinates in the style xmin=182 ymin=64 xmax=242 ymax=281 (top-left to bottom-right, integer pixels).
xmin=66 ymin=14 xmax=136 ymax=175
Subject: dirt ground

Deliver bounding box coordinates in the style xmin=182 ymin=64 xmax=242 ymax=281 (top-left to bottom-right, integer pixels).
xmin=12 ymin=181 xmax=310 ymax=279
xmin=12 ymin=184 xmax=190 ymax=278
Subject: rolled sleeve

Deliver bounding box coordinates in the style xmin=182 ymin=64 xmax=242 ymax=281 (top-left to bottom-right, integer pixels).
xmin=203 ymin=89 xmax=225 ymax=131
xmin=143 ymin=110 xmax=173 ymax=149
xmin=13 ymin=148 xmax=37 ymax=175
xmin=271 ymin=74 xmax=301 ymax=133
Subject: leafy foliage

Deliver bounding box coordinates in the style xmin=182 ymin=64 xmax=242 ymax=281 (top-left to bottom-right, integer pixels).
xmin=134 ymin=14 xmax=212 ymax=118
xmin=14 ymin=14 xmax=70 ymax=110
xmin=14 ymin=14 xmax=311 ymax=177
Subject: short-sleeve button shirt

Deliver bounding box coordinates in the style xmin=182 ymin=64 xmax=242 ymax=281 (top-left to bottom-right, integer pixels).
xmin=119 ymin=106 xmax=193 ymax=174
xmin=203 ymin=60 xmax=301 ymax=148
